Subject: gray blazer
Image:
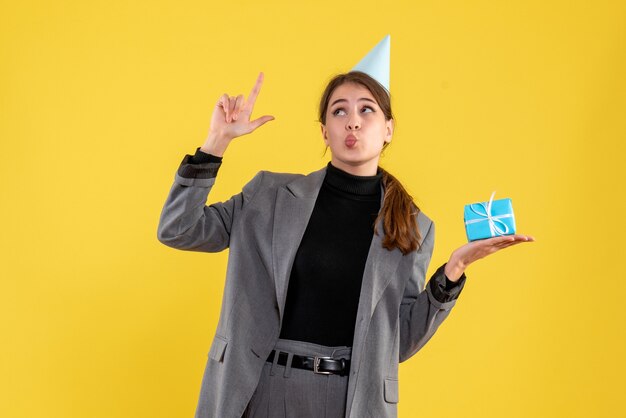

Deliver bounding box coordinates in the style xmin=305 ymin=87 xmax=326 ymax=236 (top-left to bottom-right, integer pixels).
xmin=157 ymin=155 xmax=463 ymax=418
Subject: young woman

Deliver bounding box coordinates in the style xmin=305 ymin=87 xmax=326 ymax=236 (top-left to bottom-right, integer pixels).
xmin=157 ymin=71 xmax=534 ymax=418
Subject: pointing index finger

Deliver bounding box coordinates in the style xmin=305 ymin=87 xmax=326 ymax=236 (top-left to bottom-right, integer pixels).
xmin=245 ymin=72 xmax=264 ymax=112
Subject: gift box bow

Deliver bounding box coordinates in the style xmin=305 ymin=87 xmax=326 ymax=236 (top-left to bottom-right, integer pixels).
xmin=464 ymin=191 xmax=515 ymax=237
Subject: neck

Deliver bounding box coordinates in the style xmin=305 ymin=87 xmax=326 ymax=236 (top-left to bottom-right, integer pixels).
xmin=324 ymin=161 xmax=382 ymax=196
xmin=329 ymin=157 xmax=380 ymax=176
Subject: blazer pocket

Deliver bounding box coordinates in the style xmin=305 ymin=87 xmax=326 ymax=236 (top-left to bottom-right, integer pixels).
xmin=208 ymin=335 xmax=228 ymax=363
xmin=384 ymin=378 xmax=399 ymax=404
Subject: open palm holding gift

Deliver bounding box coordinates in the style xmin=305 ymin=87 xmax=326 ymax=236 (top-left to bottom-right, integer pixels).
xmin=444 ymin=192 xmax=535 ymax=282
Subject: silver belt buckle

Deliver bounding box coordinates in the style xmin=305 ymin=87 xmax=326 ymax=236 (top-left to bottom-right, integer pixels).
xmin=313 ymin=356 xmax=333 ymax=374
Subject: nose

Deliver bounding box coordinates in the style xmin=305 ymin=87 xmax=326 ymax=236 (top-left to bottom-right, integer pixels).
xmin=346 ymin=112 xmax=361 ymax=130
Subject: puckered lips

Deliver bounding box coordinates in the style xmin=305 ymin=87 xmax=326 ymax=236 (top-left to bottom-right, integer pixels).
xmin=345 ymin=134 xmax=358 ymax=147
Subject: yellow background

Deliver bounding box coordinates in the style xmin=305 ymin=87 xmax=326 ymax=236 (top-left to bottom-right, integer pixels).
xmin=2 ymin=0 xmax=625 ymax=417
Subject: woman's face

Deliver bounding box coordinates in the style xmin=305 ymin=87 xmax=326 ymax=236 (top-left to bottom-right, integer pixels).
xmin=320 ymin=82 xmax=393 ymax=175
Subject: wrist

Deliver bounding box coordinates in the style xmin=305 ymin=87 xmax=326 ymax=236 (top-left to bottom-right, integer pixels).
xmin=201 ymin=131 xmax=231 ymax=157
xmin=444 ymin=256 xmax=466 ymax=282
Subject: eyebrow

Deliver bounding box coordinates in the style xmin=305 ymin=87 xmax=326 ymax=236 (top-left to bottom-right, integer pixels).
xmin=330 ymin=97 xmax=377 ymax=107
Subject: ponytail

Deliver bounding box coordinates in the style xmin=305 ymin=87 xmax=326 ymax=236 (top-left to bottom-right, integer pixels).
xmin=374 ymin=169 xmax=422 ymax=255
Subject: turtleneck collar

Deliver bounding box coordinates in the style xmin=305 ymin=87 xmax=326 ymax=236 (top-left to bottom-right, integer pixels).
xmin=323 ymin=161 xmax=383 ymax=196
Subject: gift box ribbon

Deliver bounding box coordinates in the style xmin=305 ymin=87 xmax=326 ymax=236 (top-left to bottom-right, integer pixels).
xmin=465 ymin=191 xmax=514 ymax=237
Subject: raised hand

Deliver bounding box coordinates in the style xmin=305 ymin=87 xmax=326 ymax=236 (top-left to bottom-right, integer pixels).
xmin=209 ymin=72 xmax=275 ymax=143
xmin=444 ymin=234 xmax=536 ymax=281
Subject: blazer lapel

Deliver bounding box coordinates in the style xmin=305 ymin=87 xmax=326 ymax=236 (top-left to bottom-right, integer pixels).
xmin=272 ymin=166 xmax=326 ymax=326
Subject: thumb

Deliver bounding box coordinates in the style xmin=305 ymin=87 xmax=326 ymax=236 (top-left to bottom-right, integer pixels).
xmin=249 ymin=115 xmax=275 ymax=131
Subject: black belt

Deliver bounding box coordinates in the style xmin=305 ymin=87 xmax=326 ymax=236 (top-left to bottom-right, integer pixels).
xmin=266 ymin=349 xmax=351 ymax=376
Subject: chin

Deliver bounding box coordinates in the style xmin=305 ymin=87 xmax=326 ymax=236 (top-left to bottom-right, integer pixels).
xmin=336 ymin=155 xmax=378 ymax=166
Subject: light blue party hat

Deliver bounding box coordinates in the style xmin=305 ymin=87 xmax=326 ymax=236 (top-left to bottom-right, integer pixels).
xmin=350 ymin=34 xmax=390 ymax=93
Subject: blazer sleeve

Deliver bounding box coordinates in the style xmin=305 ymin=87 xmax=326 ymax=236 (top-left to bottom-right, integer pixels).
xmin=398 ymin=220 xmax=467 ymax=363
xmin=156 ymin=148 xmax=264 ymax=252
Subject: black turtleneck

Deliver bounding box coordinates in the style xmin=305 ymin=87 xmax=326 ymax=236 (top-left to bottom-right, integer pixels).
xmin=187 ymin=147 xmax=466 ymax=347
xmin=278 ymin=161 xmax=384 ymax=346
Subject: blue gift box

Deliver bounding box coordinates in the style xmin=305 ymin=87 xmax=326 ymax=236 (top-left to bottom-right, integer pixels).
xmin=464 ymin=191 xmax=516 ymax=241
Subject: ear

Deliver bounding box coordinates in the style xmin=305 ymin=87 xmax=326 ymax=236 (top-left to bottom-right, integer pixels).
xmin=384 ymin=119 xmax=394 ymax=144
xmin=320 ymin=124 xmax=328 ymax=144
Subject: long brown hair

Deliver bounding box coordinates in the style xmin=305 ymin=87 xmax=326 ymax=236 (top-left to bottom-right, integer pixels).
xmin=318 ymin=71 xmax=422 ymax=255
